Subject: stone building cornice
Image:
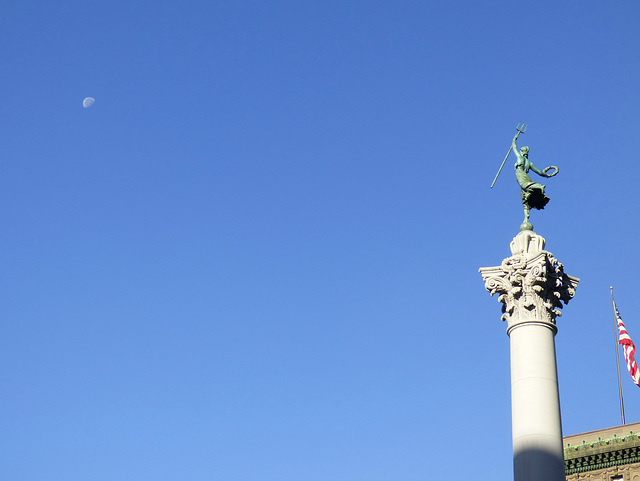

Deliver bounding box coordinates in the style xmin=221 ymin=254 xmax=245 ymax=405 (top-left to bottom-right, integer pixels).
xmin=564 ymin=431 xmax=640 ymax=474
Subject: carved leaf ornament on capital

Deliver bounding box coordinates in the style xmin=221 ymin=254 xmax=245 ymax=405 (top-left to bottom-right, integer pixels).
xmin=481 ymin=251 xmax=578 ymax=325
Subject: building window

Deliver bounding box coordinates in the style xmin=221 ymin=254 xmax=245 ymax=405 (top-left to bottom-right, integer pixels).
xmin=611 ymin=476 xmax=623 ymax=480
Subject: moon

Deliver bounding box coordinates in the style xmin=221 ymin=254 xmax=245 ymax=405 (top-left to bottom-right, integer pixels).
xmin=83 ymin=97 xmax=95 ymax=108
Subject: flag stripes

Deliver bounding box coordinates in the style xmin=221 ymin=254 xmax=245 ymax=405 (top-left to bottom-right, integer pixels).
xmin=616 ymin=303 xmax=640 ymax=387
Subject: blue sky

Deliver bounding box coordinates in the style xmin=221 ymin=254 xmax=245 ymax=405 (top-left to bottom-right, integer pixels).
xmin=2 ymin=1 xmax=640 ymax=480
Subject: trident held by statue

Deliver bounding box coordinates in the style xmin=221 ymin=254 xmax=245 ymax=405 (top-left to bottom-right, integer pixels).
xmin=490 ymin=122 xmax=527 ymax=188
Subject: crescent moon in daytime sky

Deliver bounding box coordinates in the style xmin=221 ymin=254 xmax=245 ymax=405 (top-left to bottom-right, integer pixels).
xmin=82 ymin=97 xmax=95 ymax=108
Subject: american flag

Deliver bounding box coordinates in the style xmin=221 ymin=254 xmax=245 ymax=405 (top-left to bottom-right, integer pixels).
xmin=616 ymin=303 xmax=640 ymax=387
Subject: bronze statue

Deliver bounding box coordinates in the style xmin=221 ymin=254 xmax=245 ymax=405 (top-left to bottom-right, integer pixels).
xmin=513 ymin=133 xmax=558 ymax=229
xmin=491 ymin=124 xmax=558 ymax=231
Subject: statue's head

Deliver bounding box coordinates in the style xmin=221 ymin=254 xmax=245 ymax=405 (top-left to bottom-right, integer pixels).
xmin=520 ymin=146 xmax=529 ymax=157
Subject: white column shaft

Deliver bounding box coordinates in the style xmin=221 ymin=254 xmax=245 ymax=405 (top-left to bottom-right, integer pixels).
xmin=509 ymin=320 xmax=565 ymax=481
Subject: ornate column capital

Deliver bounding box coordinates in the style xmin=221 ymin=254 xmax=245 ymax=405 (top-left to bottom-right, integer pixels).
xmin=479 ymin=232 xmax=579 ymax=329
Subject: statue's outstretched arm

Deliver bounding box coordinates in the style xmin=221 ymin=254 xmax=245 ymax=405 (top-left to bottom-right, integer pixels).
xmin=529 ymin=162 xmax=548 ymax=177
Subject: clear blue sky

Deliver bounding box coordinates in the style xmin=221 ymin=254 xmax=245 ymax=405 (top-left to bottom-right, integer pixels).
xmin=2 ymin=1 xmax=640 ymax=480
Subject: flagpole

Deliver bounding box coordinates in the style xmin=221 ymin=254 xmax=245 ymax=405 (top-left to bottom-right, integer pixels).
xmin=611 ymin=286 xmax=626 ymax=425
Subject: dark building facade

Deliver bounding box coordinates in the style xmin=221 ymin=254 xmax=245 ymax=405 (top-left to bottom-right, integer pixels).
xmin=564 ymin=422 xmax=640 ymax=481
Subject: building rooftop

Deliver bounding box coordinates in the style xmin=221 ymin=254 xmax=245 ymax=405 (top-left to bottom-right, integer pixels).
xmin=564 ymin=422 xmax=640 ymax=476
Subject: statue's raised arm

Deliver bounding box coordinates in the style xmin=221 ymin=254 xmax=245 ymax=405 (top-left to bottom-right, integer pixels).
xmin=511 ymin=133 xmax=520 ymax=154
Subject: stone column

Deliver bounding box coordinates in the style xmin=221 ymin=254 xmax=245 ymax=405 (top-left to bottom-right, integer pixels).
xmin=479 ymin=231 xmax=579 ymax=481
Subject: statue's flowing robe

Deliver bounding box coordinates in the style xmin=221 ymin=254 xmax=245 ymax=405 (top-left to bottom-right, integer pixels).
xmin=515 ymin=164 xmax=549 ymax=211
